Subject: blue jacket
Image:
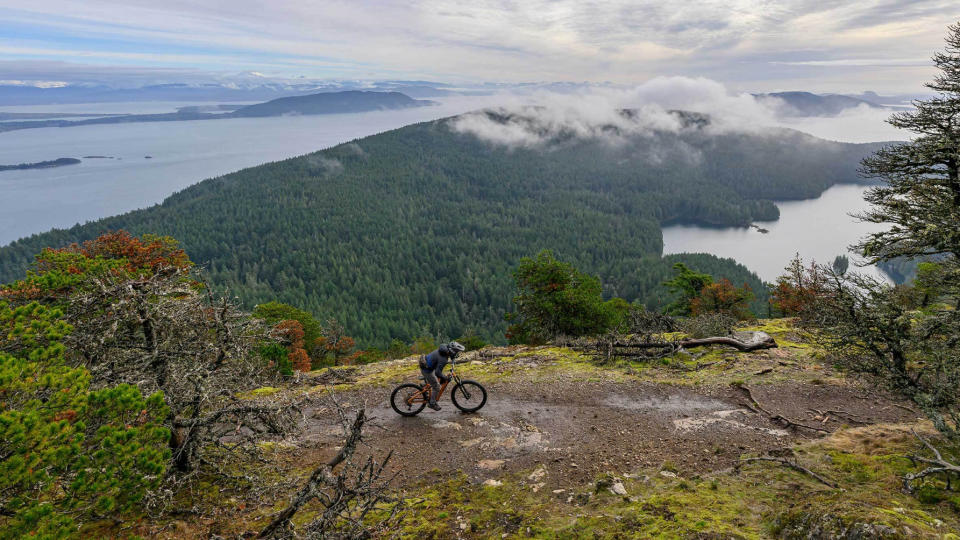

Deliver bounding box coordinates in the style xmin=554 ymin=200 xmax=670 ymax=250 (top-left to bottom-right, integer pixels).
xmin=421 ymin=346 xmax=452 ymax=377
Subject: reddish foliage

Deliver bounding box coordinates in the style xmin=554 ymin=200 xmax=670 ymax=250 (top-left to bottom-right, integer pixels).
xmin=275 ymin=320 xmax=311 ymax=372
xmin=275 ymin=320 xmax=305 ymax=348
xmin=691 ymin=279 xmax=754 ymax=320
xmin=288 ymin=348 xmax=312 ymax=373
xmin=46 ymin=230 xmax=191 ymax=274
xmin=3 ymin=231 xmax=193 ymax=302
xmin=771 ymin=257 xmax=828 ymax=319
xmin=314 ymin=333 xmax=361 ymax=366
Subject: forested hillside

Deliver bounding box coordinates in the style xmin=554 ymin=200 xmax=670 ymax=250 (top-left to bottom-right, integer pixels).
xmin=0 ymin=111 xmax=883 ymax=345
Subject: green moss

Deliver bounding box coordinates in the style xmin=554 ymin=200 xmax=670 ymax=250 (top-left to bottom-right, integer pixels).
xmin=387 ymin=431 xmax=960 ymax=539
xmin=829 ymin=452 xmax=878 ymax=484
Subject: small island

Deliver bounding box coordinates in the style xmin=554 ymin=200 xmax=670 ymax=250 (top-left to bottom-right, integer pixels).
xmin=0 ymin=91 xmax=435 ymax=134
xmin=0 ymin=157 xmax=81 ymax=172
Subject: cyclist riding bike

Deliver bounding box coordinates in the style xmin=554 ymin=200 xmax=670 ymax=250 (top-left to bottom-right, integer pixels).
xmin=419 ymin=341 xmax=466 ymax=410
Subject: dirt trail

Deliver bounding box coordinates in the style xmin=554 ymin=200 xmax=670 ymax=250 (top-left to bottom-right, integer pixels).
xmin=301 ymin=377 xmax=916 ymax=490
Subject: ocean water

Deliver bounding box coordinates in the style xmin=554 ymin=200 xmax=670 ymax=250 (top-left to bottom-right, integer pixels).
xmin=0 ymin=97 xmax=900 ymax=284
xmin=0 ymin=97 xmax=495 ymax=245
xmin=662 ymin=183 xmax=889 ymax=282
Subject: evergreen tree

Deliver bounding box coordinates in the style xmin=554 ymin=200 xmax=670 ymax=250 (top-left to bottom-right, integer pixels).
xmin=662 ymin=263 xmax=713 ymax=315
xmin=0 ymin=302 xmax=169 ymax=538
xmin=822 ymin=23 xmax=960 ymax=445
xmin=505 ymin=250 xmax=620 ymax=343
xmin=857 ymin=22 xmax=960 ymax=263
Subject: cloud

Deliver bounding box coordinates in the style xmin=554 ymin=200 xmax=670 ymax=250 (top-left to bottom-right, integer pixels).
xmin=771 ymin=58 xmax=930 ymax=67
xmin=449 ymin=76 xmax=907 ymax=146
xmin=449 ymin=77 xmax=786 ymax=147
xmin=305 ymin=155 xmax=343 ymax=176
xmin=0 ymin=1 xmax=957 ymax=92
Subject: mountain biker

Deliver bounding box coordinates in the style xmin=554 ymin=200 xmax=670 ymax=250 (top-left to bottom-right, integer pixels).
xmin=419 ymin=341 xmax=466 ymax=410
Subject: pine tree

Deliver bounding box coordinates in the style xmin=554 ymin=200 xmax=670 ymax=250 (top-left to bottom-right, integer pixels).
xmin=857 ymin=22 xmax=960 ymax=262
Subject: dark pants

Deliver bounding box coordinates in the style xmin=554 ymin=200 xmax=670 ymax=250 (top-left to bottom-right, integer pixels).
xmin=421 ymin=368 xmax=440 ymax=405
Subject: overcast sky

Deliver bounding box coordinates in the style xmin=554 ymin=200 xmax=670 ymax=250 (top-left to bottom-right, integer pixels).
xmin=1 ymin=1 xmax=957 ymax=92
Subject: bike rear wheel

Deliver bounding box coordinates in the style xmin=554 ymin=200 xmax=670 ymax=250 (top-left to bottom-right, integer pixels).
xmin=391 ymin=383 xmax=427 ymax=416
xmin=451 ymin=380 xmax=487 ymax=413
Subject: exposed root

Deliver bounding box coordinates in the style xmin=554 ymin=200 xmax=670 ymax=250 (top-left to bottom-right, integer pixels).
xmin=809 ymin=408 xmax=869 ymax=426
xmin=892 ymin=403 xmax=921 ymax=415
xmin=739 ymin=456 xmax=838 ymax=488
xmin=731 ymin=383 xmax=830 ymax=435
xmin=903 ymin=429 xmax=960 ymax=494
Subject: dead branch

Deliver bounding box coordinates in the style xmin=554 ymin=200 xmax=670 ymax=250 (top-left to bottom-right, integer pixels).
xmin=258 ymin=405 xmax=400 ymax=539
xmin=892 ymin=403 xmax=921 ymax=415
xmin=739 ymin=456 xmax=838 ymax=488
xmin=903 ymin=429 xmax=960 ymax=493
xmin=731 ymin=383 xmax=830 ymax=435
xmin=808 ymin=408 xmax=869 ymax=426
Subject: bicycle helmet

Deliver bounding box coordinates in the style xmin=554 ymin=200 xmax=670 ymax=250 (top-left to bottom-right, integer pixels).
xmin=448 ymin=341 xmax=466 ymax=355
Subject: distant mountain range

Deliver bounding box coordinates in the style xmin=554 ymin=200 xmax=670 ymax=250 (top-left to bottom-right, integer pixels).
xmin=755 ymin=91 xmax=887 ymax=117
xmin=0 ymin=91 xmax=435 ymax=133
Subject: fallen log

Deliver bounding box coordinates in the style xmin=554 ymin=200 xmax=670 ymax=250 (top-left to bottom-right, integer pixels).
xmin=679 ymin=332 xmax=777 ymax=352
xmin=596 ymin=331 xmax=778 ymax=353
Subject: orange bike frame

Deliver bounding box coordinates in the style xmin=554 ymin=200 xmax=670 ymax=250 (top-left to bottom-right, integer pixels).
xmin=405 ymin=365 xmax=459 ymax=405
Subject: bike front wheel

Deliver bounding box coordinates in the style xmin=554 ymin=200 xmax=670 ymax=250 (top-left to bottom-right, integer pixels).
xmin=391 ymin=383 xmax=427 ymax=416
xmin=451 ymin=380 xmax=487 ymax=413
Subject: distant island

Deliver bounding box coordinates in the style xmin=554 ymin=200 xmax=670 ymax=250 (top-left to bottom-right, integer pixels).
xmin=0 ymin=91 xmax=435 ymax=134
xmin=0 ymin=157 xmax=81 ymax=171
xmin=230 ymin=91 xmax=429 ymax=117
xmin=175 ymin=104 xmax=243 ymax=114
xmin=0 ymin=112 xmax=127 ymax=121
xmin=754 ymin=91 xmax=886 ymax=117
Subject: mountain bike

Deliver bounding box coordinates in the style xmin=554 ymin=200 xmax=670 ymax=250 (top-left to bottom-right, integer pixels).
xmin=390 ymin=357 xmax=487 ymax=416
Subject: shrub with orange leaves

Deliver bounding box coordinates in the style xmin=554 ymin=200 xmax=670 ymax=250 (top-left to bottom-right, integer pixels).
xmin=274 ymin=320 xmax=311 ymax=372
xmin=690 ymin=278 xmax=754 ymax=320
xmin=1 ymin=231 xmax=192 ymax=302
xmin=770 ymin=254 xmax=828 ymax=320
xmin=314 ymin=318 xmax=362 ymax=366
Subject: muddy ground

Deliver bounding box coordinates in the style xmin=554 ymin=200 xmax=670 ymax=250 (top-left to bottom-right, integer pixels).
xmin=299 ymin=363 xmax=917 ymax=492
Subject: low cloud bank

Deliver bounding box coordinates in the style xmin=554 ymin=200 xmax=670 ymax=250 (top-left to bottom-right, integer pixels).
xmin=450 ymin=76 xmax=903 ymax=146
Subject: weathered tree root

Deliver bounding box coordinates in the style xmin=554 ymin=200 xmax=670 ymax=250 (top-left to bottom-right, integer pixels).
xmin=731 ymin=383 xmax=830 ymax=435
xmin=739 ymin=456 xmax=838 ymax=488
xmin=903 ymin=429 xmax=960 ymax=494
